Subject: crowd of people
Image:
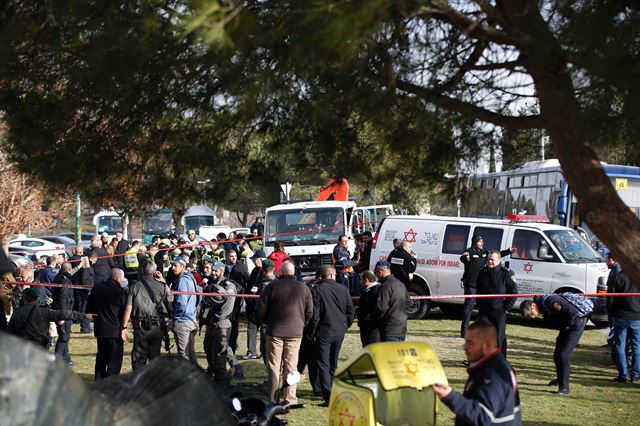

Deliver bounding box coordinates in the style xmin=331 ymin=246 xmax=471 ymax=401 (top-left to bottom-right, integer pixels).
xmin=1 ymin=226 xmax=639 ymax=425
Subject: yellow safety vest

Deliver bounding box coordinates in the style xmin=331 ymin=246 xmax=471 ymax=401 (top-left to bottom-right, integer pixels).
xmin=124 ymin=247 xmax=140 ymax=269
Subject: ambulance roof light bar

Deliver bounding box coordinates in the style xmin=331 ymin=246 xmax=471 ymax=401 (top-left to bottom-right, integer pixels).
xmin=505 ymin=214 xmax=550 ymax=223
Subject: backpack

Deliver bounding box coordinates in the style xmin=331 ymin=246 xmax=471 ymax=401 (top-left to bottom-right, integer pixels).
xmin=560 ymin=292 xmax=594 ymax=318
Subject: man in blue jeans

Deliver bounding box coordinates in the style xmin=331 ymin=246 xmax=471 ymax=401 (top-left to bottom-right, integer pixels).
xmin=170 ymin=257 xmax=199 ymax=364
xmin=606 ymin=256 xmax=640 ymax=383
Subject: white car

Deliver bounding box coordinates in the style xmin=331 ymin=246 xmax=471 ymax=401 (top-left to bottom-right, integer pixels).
xmin=8 ymin=238 xmax=67 ymax=263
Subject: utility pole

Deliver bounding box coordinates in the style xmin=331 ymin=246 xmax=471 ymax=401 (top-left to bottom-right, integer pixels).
xmin=75 ymin=192 xmax=81 ymax=245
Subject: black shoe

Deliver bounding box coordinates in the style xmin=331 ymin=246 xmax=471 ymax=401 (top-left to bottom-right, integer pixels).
xmin=319 ymin=401 xmax=329 ymax=407
xmin=462 ymin=360 xmax=470 ymax=367
xmin=240 ymin=353 xmax=259 ymax=360
xmin=233 ymin=364 xmax=246 ymax=380
xmin=630 ymin=377 xmax=638 ymax=384
xmin=548 ymin=379 xmax=558 ymax=386
xmin=553 ymin=388 xmax=569 ymax=395
xmin=613 ymin=376 xmax=628 ymax=383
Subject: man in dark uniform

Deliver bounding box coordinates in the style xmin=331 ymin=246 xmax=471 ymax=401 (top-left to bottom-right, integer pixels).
xmin=242 ymin=250 xmax=267 ymax=360
xmin=460 ymin=236 xmax=516 ymax=338
xmin=87 ymin=268 xmax=128 ymax=380
xmin=476 ymin=251 xmax=518 ymax=357
xmin=8 ymin=288 xmax=93 ymax=347
xmin=308 ymin=265 xmax=355 ymax=405
xmin=225 ymin=250 xmax=249 ymax=355
xmin=522 ymin=295 xmax=587 ymax=394
xmin=387 ymin=241 xmax=417 ymax=286
xmin=357 ymin=270 xmax=381 ymax=347
xmin=433 ymin=321 xmax=522 ymax=425
xmin=52 ymin=262 xmax=76 ymax=366
xmin=89 ymin=235 xmax=116 ymax=286
xmin=373 ymin=261 xmax=408 ymax=342
xmin=200 ymin=261 xmax=238 ymax=383
xmin=121 ymin=262 xmax=174 ymax=371
xmin=333 ymin=235 xmax=358 ymax=287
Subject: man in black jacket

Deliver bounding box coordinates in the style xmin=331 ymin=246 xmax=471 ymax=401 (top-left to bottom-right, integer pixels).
xmin=460 ymin=235 xmax=516 ymax=337
xmin=387 ymin=241 xmax=417 ymax=285
xmin=87 ymin=268 xmax=128 ymax=380
xmin=433 ymin=321 xmax=522 ymax=425
xmin=308 ymin=265 xmax=355 ymax=405
xmin=225 ymin=250 xmax=249 ymax=355
xmin=8 ymin=288 xmax=94 ymax=347
xmin=52 ymin=262 xmax=76 ymax=366
xmin=606 ymin=256 xmax=640 ymax=383
xmin=476 ymin=251 xmax=518 ymax=357
xmin=89 ymin=235 xmax=116 ymax=286
xmin=373 ymin=261 xmax=408 ymax=342
xmin=357 ymin=270 xmax=381 ymax=347
xmin=521 ymin=294 xmax=586 ymax=394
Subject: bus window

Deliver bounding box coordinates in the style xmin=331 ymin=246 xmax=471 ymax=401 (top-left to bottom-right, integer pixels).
xmin=443 ymin=225 xmax=470 ymax=254
xmin=511 ymin=230 xmax=558 ymax=262
xmin=472 ymin=227 xmax=504 ymax=251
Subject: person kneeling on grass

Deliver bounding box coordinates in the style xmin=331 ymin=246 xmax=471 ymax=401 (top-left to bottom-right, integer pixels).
xmin=433 ymin=321 xmax=522 ymax=426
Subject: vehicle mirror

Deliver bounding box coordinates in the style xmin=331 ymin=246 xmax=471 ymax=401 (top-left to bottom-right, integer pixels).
xmin=537 ymin=241 xmax=553 ymax=260
xmin=286 ymin=371 xmax=301 ymax=386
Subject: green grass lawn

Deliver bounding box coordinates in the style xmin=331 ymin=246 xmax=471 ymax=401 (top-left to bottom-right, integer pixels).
xmin=66 ymin=311 xmax=639 ymax=425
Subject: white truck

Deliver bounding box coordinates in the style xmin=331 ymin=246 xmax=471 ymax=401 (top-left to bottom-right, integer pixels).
xmin=369 ymin=214 xmax=610 ymax=324
xmin=181 ymin=205 xmax=217 ymax=236
xmin=93 ymin=209 xmax=128 ymax=240
xmin=263 ymin=201 xmax=393 ymax=275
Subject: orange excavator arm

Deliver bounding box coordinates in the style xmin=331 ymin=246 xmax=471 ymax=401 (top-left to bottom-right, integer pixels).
xmin=315 ymin=178 xmax=349 ymax=201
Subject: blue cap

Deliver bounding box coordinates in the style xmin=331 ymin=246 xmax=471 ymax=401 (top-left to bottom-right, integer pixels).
xmin=250 ymin=249 xmax=266 ymax=260
xmin=171 ymin=257 xmax=187 ymax=266
xmin=212 ymin=261 xmax=225 ymax=270
xmin=374 ymin=260 xmax=391 ymax=270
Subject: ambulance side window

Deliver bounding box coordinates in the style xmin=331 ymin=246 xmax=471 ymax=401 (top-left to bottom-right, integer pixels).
xmin=443 ymin=225 xmax=470 ymax=254
xmin=511 ymin=230 xmax=559 ymax=262
xmin=473 ymin=227 xmax=504 ymax=251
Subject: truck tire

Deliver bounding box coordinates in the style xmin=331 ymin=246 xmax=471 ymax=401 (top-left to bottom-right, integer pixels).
xmin=406 ymin=282 xmax=430 ymax=319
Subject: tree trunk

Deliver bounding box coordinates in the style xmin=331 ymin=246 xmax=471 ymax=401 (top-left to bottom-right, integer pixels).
xmin=505 ymin=0 xmax=640 ymax=284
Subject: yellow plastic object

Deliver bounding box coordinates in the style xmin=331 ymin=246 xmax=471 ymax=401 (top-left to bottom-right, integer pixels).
xmin=328 ymin=342 xmax=448 ymax=426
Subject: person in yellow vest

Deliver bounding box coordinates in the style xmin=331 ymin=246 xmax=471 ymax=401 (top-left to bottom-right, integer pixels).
xmin=249 ymin=228 xmax=264 ymax=251
xmin=209 ymin=241 xmax=226 ymax=263
xmin=124 ymin=241 xmax=141 ymax=282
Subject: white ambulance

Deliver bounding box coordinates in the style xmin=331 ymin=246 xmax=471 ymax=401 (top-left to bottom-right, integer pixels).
xmin=369 ymin=214 xmax=609 ymax=325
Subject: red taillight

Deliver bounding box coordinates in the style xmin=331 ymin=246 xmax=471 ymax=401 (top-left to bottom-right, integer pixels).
xmin=371 ymin=232 xmax=378 ymax=249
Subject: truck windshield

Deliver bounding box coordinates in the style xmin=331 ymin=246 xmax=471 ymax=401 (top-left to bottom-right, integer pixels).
xmin=265 ymin=208 xmax=345 ymax=245
xmin=185 ymin=216 xmax=215 ymax=232
xmin=144 ymin=212 xmax=173 ymax=234
xmin=544 ymin=229 xmax=604 ymax=263
xmin=97 ymin=216 xmax=123 ymax=234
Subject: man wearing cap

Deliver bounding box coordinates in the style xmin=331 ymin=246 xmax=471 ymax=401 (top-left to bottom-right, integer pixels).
xmin=373 ymin=261 xmax=408 ymax=342
xmin=460 ymin=236 xmax=516 ymax=339
xmin=8 ymin=288 xmax=94 ymax=347
xmin=242 ymin=249 xmax=268 ymax=360
xmin=200 ymin=261 xmax=239 ymax=383
xmin=169 ymin=256 xmax=199 ymax=363
xmin=121 ymin=262 xmax=174 ymax=371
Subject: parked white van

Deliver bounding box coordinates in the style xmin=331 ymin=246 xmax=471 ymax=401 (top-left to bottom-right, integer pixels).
xmin=369 ymin=214 xmax=609 ymax=325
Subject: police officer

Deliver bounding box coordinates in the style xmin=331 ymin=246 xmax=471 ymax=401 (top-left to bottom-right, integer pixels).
xmin=522 ymin=295 xmax=587 ymax=394
xmin=121 ymin=262 xmax=174 ymax=371
xmin=200 ymin=261 xmax=238 ymax=383
xmin=8 ymin=287 xmax=94 ymax=347
xmin=433 ymin=321 xmax=522 ymax=425
xmin=460 ymin=236 xmax=516 ymax=338
xmin=387 ymin=241 xmax=417 ymax=285
xmin=475 ymin=250 xmax=518 ymax=357
xmin=124 ymin=241 xmax=141 ymax=282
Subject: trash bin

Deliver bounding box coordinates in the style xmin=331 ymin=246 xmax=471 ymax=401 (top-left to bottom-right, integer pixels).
xmin=328 ymin=342 xmax=448 ymax=426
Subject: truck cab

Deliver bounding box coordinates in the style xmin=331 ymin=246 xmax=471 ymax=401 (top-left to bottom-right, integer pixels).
xmin=263 ymin=201 xmax=393 ymax=275
xmin=93 ymin=210 xmax=128 ymax=240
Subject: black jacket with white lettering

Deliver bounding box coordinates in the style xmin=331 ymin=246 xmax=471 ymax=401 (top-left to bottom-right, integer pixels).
xmin=442 ymin=348 xmax=522 ymax=426
xmin=386 ymin=247 xmax=416 ymax=285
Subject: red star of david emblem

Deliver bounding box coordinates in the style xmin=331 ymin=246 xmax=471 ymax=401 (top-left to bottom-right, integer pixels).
xmin=339 ymin=408 xmax=355 ymax=426
xmin=523 ymin=262 xmax=533 ymax=274
xmin=403 ymin=228 xmax=417 ymax=243
xmin=404 ymin=361 xmax=419 ymax=377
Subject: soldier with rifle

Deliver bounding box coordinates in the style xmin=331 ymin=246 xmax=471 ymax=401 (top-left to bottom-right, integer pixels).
xmin=121 ymin=262 xmax=174 ymax=371
xmin=200 ymin=261 xmax=243 ymax=384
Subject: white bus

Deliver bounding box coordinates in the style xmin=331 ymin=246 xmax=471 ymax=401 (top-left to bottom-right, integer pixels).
xmin=462 ymin=159 xmax=640 ymax=241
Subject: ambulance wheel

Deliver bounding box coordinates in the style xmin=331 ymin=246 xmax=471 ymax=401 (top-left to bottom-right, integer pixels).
xmin=406 ymin=282 xmax=430 ymax=319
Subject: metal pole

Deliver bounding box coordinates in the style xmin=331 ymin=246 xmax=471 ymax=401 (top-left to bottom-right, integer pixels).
xmin=75 ymin=192 xmax=81 ymax=245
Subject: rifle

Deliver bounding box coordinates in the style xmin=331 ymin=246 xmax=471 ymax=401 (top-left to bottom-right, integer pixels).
xmin=159 ymin=315 xmax=173 ymax=353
